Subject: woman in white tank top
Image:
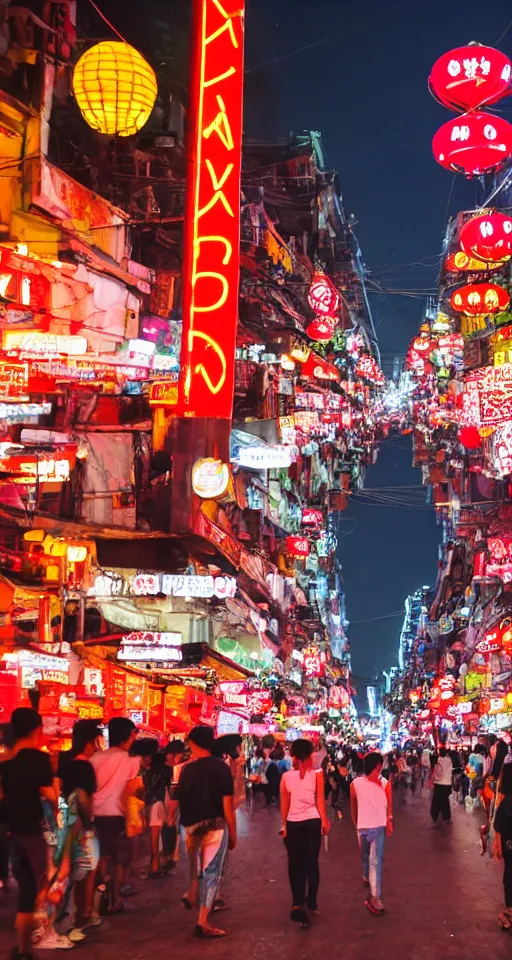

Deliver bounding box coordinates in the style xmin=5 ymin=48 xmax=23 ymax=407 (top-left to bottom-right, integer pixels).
xmin=280 ymin=739 xmax=330 ymax=928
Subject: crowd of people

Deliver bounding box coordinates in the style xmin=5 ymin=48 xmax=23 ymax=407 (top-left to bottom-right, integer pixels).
xmin=1 ymin=706 xmax=512 ymax=953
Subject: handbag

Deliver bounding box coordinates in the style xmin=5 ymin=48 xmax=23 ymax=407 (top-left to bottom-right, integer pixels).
xmin=125 ymin=795 xmax=145 ymax=838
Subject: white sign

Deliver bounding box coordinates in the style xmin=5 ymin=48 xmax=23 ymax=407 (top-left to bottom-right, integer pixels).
xmin=3 ymin=332 xmax=88 ymax=355
xmin=90 ymin=572 xmax=237 ymax=601
xmin=118 ymin=645 xmax=183 ymax=663
xmin=2 ymin=650 xmax=70 ymax=672
xmin=217 ymin=709 xmax=249 ymax=735
xmin=0 ymin=402 xmax=51 ymax=421
xmin=231 ymin=445 xmax=292 ymax=469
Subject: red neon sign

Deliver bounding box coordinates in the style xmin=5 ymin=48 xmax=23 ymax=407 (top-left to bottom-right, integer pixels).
xmin=179 ymin=0 xmax=245 ymax=419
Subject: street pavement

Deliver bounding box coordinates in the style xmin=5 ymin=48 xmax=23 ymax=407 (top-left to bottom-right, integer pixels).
xmin=1 ymin=787 xmax=511 ymax=960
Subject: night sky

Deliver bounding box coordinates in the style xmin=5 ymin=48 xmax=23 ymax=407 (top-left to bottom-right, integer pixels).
xmin=245 ymin=0 xmax=512 ymax=682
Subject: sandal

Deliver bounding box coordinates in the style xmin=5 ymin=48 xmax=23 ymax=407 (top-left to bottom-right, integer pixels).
xmin=365 ymin=898 xmax=384 ymax=916
xmin=499 ymin=909 xmax=512 ymax=929
xmin=194 ymin=924 xmax=227 ymax=939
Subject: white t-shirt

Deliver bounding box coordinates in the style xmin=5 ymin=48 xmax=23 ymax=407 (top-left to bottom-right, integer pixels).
xmin=352 ymin=775 xmax=388 ymax=829
xmin=433 ymin=755 xmax=453 ymax=786
xmin=91 ymin=747 xmax=141 ymax=816
xmin=282 ymin=768 xmax=321 ymax=821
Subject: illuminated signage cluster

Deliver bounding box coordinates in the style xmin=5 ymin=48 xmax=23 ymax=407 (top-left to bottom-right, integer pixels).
xmin=118 ymin=631 xmax=183 ymax=663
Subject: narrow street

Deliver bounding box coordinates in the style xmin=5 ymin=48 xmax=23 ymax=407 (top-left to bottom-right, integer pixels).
xmin=2 ymin=792 xmax=510 ymax=960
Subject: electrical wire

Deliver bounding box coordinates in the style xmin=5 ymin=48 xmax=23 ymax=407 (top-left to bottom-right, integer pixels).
xmin=496 ymin=17 xmax=512 ymax=45
xmin=349 ymin=611 xmax=405 ymax=625
xmin=87 ymin=0 xmax=127 ymax=43
xmin=245 ymin=0 xmax=406 ymax=74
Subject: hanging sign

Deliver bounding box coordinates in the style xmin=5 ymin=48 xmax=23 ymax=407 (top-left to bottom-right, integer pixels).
xmin=302 ymin=507 xmax=323 ymax=526
xmin=178 ymin=0 xmax=245 ymax=419
xmin=89 ymin=570 xmax=237 ymax=600
xmin=286 ymin=536 xmax=311 ymax=558
xmin=303 ymin=645 xmax=326 ymax=678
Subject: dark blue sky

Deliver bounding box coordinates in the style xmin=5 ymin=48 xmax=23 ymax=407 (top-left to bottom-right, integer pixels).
xmin=245 ymin=0 xmax=512 ymax=677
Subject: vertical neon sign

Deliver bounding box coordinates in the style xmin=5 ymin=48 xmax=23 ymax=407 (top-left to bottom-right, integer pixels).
xmin=179 ymin=0 xmax=245 ymax=420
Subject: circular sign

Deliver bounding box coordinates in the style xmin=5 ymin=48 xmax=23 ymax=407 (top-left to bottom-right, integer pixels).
xmin=192 ymin=458 xmax=230 ymax=499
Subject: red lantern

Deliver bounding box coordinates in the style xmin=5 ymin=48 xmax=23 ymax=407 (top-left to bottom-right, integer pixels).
xmin=302 ymin=507 xmax=323 ymax=526
xmin=450 ymin=282 xmax=509 ymax=315
xmin=432 ymin=113 xmax=512 ymax=177
xmin=306 ymin=317 xmax=334 ymax=341
xmin=285 ymin=536 xmax=311 ymax=558
xmin=458 ymin=426 xmax=483 ymax=449
xmin=307 ymin=273 xmax=340 ymax=317
xmin=429 ymin=45 xmax=512 ymax=112
xmin=460 ymin=212 xmax=512 ymax=263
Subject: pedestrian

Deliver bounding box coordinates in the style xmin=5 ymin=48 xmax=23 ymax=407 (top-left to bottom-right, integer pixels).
xmin=162 ymin=740 xmax=185 ymax=869
xmin=350 ymin=752 xmax=393 ymax=916
xmin=0 ymin=707 xmax=59 ymax=958
xmin=430 ymin=746 xmax=453 ymax=824
xmin=90 ymin=717 xmax=142 ymax=914
xmin=56 ymin=719 xmax=102 ymax=938
xmin=168 ymin=725 xmax=237 ymax=939
xmin=280 ymin=738 xmax=330 ymax=928
xmin=143 ymin=750 xmax=173 ymax=878
xmin=493 ymin=764 xmax=512 ymax=929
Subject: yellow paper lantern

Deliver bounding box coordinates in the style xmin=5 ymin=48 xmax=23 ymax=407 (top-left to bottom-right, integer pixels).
xmin=72 ymin=41 xmax=157 ymax=137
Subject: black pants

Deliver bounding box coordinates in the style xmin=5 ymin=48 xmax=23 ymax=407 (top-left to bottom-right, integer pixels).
xmin=285 ymin=819 xmax=321 ymax=910
xmin=430 ymin=784 xmax=451 ymax=822
xmin=504 ymin=847 xmax=512 ymax=908
xmin=0 ymin=824 xmax=8 ymax=881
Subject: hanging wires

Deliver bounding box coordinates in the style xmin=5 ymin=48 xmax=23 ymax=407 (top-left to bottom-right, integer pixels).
xmin=87 ymin=0 xmax=127 ymax=42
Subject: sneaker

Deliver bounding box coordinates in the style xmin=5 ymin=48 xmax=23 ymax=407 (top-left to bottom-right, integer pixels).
xmin=67 ymin=929 xmax=87 ymax=943
xmin=36 ymin=930 xmax=75 ymax=950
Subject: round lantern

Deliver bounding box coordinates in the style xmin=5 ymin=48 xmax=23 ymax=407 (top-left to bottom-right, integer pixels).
xmin=72 ymin=41 xmax=158 ymax=137
xmin=307 ymin=273 xmax=340 ymax=317
xmin=286 ymin=536 xmax=311 ymax=558
xmin=429 ymin=45 xmax=512 ymax=112
xmin=450 ymin=282 xmax=510 ymax=315
xmin=460 ymin=212 xmax=512 ymax=263
xmin=306 ymin=317 xmax=334 ymax=341
xmin=432 ymin=112 xmax=512 ymax=177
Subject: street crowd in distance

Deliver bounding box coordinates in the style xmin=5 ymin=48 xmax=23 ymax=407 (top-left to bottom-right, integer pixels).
xmin=2 ymin=710 xmax=512 ymax=956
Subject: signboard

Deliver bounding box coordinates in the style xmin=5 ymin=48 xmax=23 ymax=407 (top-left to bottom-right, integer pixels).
xmin=179 ymin=0 xmax=245 ymax=419
xmin=0 ymin=361 xmax=28 ymax=397
xmin=0 ymin=401 xmax=51 ymax=421
xmin=149 ymin=380 xmax=179 ymax=407
xmin=231 ymin=444 xmax=293 ymax=469
xmin=118 ymin=645 xmax=183 ymax=663
xmin=218 ymin=680 xmax=249 ymax=710
xmin=217 ymin=709 xmax=249 ymax=735
xmin=3 ymin=331 xmax=88 ymax=356
xmin=0 ymin=247 xmax=51 ymax=311
xmin=89 ymin=570 xmax=237 ymax=600
xmin=121 ymin=631 xmax=183 ymax=646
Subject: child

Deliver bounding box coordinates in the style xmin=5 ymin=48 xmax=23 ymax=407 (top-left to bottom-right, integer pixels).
xmin=493 ymin=763 xmax=512 ymax=929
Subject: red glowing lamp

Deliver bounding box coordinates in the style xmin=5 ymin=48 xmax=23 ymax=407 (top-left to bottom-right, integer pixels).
xmin=460 ymin=212 xmax=512 ymax=263
xmin=307 ymin=273 xmax=340 ymax=318
xmin=450 ymin=282 xmax=509 ymax=315
xmin=286 ymin=536 xmax=311 ymax=558
xmin=429 ymin=45 xmax=512 ymax=112
xmin=445 ymin=250 xmax=504 ymax=272
xmin=432 ymin=112 xmax=512 ymax=177
xmin=306 ymin=317 xmax=334 ymax=341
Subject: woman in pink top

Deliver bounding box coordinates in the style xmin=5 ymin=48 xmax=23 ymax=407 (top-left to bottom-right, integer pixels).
xmin=280 ymin=739 xmax=330 ymax=928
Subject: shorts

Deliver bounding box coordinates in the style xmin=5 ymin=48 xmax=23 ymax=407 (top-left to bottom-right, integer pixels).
xmin=94 ymin=816 xmax=134 ymax=869
xmin=149 ymin=801 xmax=166 ymax=828
xmin=9 ymin=833 xmax=48 ymax=913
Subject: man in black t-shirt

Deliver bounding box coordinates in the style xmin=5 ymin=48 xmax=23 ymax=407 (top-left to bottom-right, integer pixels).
xmin=0 ymin=708 xmax=58 ymax=959
xmin=169 ymin=725 xmax=236 ymax=939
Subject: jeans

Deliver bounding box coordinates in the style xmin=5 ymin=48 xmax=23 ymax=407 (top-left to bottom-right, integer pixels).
xmin=285 ymin=818 xmax=322 ymax=910
xmin=184 ymin=824 xmax=228 ymax=911
xmin=430 ymin=784 xmax=451 ymax=822
xmin=358 ymin=826 xmax=385 ymax=900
